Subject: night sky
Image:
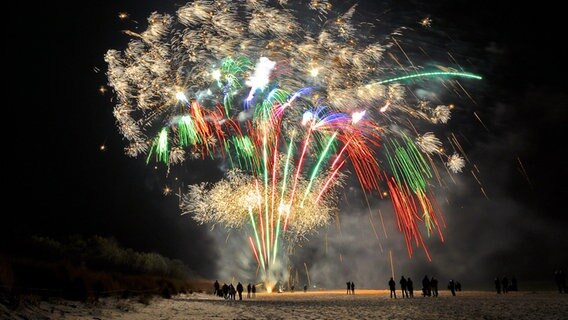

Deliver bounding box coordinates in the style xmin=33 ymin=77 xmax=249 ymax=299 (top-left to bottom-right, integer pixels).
xmin=6 ymin=1 xmax=566 ymax=289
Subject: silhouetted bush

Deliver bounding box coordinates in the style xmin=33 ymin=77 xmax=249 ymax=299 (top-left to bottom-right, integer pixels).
xmin=0 ymin=291 xmax=21 ymax=311
xmin=64 ymin=277 xmax=88 ymax=301
xmin=138 ymin=294 xmax=152 ymax=305
xmin=121 ymin=290 xmax=131 ymax=299
xmin=0 ymin=258 xmax=14 ymax=288
xmin=161 ymin=286 xmax=172 ymax=299
xmin=29 ymin=235 xmax=192 ymax=279
xmin=0 ymin=235 xmax=209 ymax=303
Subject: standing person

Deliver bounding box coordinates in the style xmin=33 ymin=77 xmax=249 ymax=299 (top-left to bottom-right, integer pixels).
xmin=346 ymin=281 xmax=351 ymax=295
xmin=554 ymin=270 xmax=566 ymax=293
xmin=502 ymin=277 xmax=509 ymax=294
xmin=222 ymin=283 xmax=229 ymax=299
xmin=456 ymin=281 xmax=462 ymax=291
xmin=389 ymin=277 xmax=397 ymax=299
xmin=214 ymin=280 xmax=220 ymax=296
xmin=303 ymin=284 xmax=308 ymax=293
xmin=448 ymin=280 xmax=456 ymax=296
xmin=407 ymin=278 xmax=414 ymax=298
xmin=431 ymin=277 xmax=438 ymax=297
xmin=494 ymin=277 xmax=501 ymax=294
xmin=422 ymin=275 xmax=431 ymax=297
xmin=252 ymin=284 xmax=256 ymax=298
xmin=229 ymin=283 xmax=236 ymax=300
xmin=400 ymin=276 xmax=408 ymax=298
xmin=351 ymin=281 xmax=355 ymax=295
xmin=236 ymin=282 xmax=244 ymax=300
xmin=247 ymin=283 xmax=251 ymax=298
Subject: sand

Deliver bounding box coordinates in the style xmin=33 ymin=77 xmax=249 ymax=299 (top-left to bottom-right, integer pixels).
xmin=2 ymin=290 xmax=567 ymax=320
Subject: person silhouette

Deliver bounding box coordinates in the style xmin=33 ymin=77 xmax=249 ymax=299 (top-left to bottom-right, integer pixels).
xmin=214 ymin=280 xmax=220 ymax=296
xmin=303 ymin=284 xmax=308 ymax=293
xmin=400 ymin=276 xmax=408 ymax=298
xmin=346 ymin=281 xmax=351 ymax=294
xmin=448 ymin=279 xmax=456 ymax=296
xmin=222 ymin=283 xmax=229 ymax=299
xmin=407 ymin=277 xmax=414 ymax=298
xmin=422 ymin=275 xmax=430 ymax=297
xmin=236 ymin=282 xmax=244 ymax=300
xmin=431 ymin=277 xmax=438 ymax=297
xmin=554 ymin=270 xmax=566 ymax=293
xmin=502 ymin=277 xmax=509 ymax=294
xmin=247 ymin=283 xmax=251 ymax=298
xmin=351 ymin=281 xmax=355 ymax=295
xmin=252 ymin=284 xmax=256 ymax=298
xmin=494 ymin=277 xmax=501 ymax=294
xmin=389 ymin=277 xmax=397 ymax=298
xmin=229 ymin=283 xmax=236 ymax=300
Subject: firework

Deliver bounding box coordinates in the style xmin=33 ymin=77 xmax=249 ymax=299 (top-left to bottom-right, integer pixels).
xmin=447 ymin=153 xmax=466 ymax=173
xmin=416 ymin=132 xmax=442 ymax=155
xmin=106 ymin=0 xmax=481 ymax=284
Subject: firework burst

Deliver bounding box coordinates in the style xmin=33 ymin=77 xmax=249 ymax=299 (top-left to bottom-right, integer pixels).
xmin=105 ymin=0 xmax=481 ymax=285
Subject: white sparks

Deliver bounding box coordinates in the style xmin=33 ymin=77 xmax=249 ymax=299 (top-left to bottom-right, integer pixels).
xmin=351 ymin=110 xmax=366 ymax=124
xmin=310 ymin=68 xmax=319 ymax=77
xmin=246 ymin=57 xmax=276 ymax=101
xmin=211 ymin=69 xmax=221 ymax=81
xmin=432 ymin=105 xmax=451 ymax=124
xmin=447 ymin=153 xmax=465 ymax=173
xmin=416 ymin=132 xmax=442 ymax=154
xmin=175 ymin=92 xmax=188 ymax=102
xmin=380 ymin=101 xmax=390 ymax=113
xmin=302 ymin=111 xmax=314 ymax=126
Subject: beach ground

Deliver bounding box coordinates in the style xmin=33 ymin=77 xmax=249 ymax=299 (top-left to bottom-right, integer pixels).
xmin=2 ymin=290 xmax=566 ymax=319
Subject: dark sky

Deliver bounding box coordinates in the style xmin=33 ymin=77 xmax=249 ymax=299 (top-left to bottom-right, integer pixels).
xmin=6 ymin=1 xmax=566 ymax=289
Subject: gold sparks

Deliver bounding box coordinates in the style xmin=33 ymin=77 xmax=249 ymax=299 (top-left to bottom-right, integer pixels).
xmin=419 ymin=17 xmax=432 ymax=27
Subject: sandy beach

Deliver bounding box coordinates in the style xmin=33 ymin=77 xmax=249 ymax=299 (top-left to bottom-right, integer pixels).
xmin=2 ymin=290 xmax=566 ymax=320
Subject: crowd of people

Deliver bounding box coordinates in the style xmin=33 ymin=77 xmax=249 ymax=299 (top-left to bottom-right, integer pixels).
xmin=493 ymin=276 xmax=518 ymax=294
xmin=212 ymin=269 xmax=566 ymax=299
xmin=213 ymin=280 xmax=310 ymax=300
xmin=386 ymin=275 xmax=461 ymax=298
xmin=213 ymin=280 xmax=257 ymax=300
xmin=213 ymin=276 xmax=461 ymax=299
